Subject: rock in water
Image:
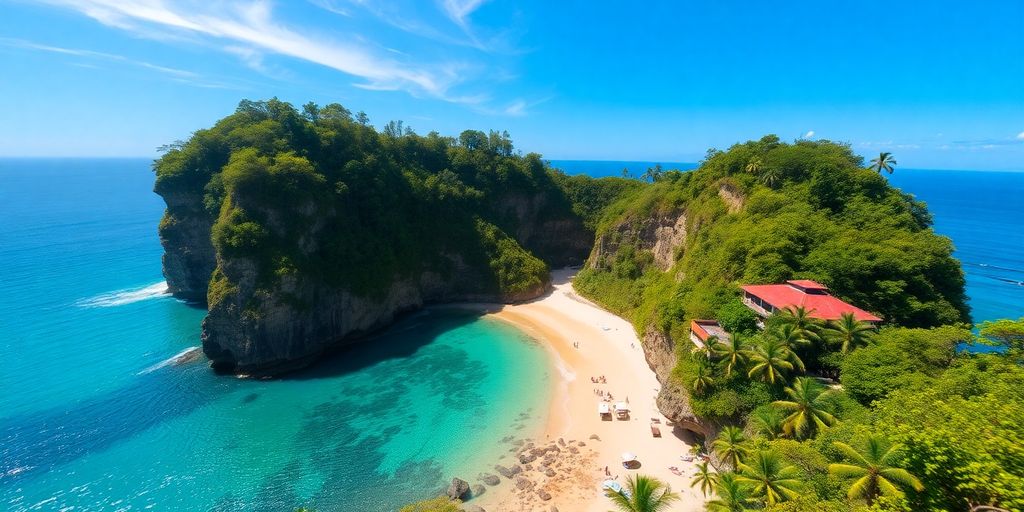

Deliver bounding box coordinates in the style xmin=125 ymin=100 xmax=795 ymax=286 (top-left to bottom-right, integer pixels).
xmin=470 ymin=484 xmax=486 ymax=498
xmin=447 ymin=478 xmax=470 ymax=500
xmin=479 ymin=473 xmax=500 ymax=486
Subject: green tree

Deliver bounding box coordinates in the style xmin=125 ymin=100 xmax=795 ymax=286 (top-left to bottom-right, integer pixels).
xmin=398 ymin=496 xmax=461 ymax=512
xmin=776 ymin=306 xmax=823 ymax=346
xmin=713 ymin=426 xmax=749 ymax=470
xmin=828 ymin=436 xmax=923 ymax=506
xmin=692 ymin=354 xmax=716 ymax=394
xmin=976 ymin=317 xmax=1024 ymax=352
xmin=737 ymin=450 xmax=803 ymax=506
xmin=707 ymin=473 xmax=753 ymax=512
xmin=773 ymin=377 xmax=838 ymax=439
xmin=747 ymin=337 xmax=796 ymax=385
xmin=691 ymin=461 xmax=719 ymax=497
xmin=869 ymin=152 xmax=897 ymax=174
xmin=824 ymin=312 xmax=876 ymax=353
xmin=712 ymin=335 xmax=747 ymax=377
xmin=745 ymin=157 xmax=764 ymax=175
xmin=605 ymin=474 xmax=680 ymax=512
xmin=760 ymin=166 xmax=782 ymax=188
xmin=749 ymin=405 xmax=786 ymax=440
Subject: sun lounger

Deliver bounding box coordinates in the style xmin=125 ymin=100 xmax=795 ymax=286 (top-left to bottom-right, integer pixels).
xmin=650 ymin=424 xmax=661 ymax=437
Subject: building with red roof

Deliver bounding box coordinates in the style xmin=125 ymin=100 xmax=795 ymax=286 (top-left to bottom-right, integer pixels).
xmin=740 ymin=280 xmax=882 ymax=323
xmin=689 ymin=319 xmax=729 ymax=350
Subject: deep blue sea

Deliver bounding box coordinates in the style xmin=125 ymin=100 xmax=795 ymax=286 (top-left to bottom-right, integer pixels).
xmin=0 ymin=159 xmax=552 ymax=511
xmin=1 ymin=158 xmax=1021 ymax=511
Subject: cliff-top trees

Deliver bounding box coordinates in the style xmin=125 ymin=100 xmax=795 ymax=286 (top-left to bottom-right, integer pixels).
xmin=869 ymin=152 xmax=897 ymax=174
xmin=713 ymin=426 xmax=749 ymax=470
xmin=747 ymin=337 xmax=797 ymax=385
xmin=824 ymin=312 xmax=876 ymax=353
xmin=736 ymin=450 xmax=803 ymax=506
xmin=773 ymin=377 xmax=837 ymax=439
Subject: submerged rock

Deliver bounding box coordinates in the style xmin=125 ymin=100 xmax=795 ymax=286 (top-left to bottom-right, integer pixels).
xmin=447 ymin=478 xmax=470 ymax=500
xmin=478 ymin=473 xmax=500 ymax=486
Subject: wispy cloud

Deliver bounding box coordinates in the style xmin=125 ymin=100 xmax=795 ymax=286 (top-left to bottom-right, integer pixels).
xmin=1016 ymin=131 xmax=1024 ymax=141
xmin=803 ymin=130 xmax=815 ymax=139
xmin=35 ymin=0 xmax=474 ymax=101
xmin=0 ymin=36 xmax=233 ymax=88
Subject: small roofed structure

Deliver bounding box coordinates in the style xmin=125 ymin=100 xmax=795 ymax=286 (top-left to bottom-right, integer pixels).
xmin=614 ymin=401 xmax=630 ymax=419
xmin=741 ymin=280 xmax=882 ymax=323
xmin=598 ymin=402 xmax=612 ymax=420
xmin=690 ymin=319 xmax=729 ymax=350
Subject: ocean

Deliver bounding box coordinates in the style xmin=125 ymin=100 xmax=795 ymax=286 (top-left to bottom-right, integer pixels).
xmin=1 ymin=158 xmax=1021 ymax=511
xmin=0 ymin=159 xmax=552 ymax=511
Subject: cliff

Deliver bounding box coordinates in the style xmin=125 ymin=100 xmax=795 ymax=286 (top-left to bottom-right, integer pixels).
xmin=154 ymin=99 xmax=612 ymax=375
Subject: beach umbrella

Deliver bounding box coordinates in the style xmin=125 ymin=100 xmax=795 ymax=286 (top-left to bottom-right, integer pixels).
xmin=621 ymin=452 xmax=638 ymax=462
xmin=602 ymin=479 xmax=622 ymax=493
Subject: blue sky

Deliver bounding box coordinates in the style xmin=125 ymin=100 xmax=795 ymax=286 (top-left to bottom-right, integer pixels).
xmin=1 ymin=0 xmax=1022 ymax=169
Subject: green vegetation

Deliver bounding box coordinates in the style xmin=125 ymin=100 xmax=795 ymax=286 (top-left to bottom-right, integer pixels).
xmin=605 ymin=474 xmax=681 ymax=512
xmin=397 ymin=497 xmax=462 ymax=512
xmin=573 ymin=138 xmax=1023 ymax=510
xmin=155 ymin=98 xmax=631 ymax=307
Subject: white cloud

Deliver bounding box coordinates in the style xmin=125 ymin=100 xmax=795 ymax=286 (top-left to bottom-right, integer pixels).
xmin=0 ymin=36 xmax=232 ymax=88
xmin=36 ymin=0 xmax=471 ymax=101
xmin=803 ymin=130 xmax=815 ymax=139
xmin=503 ymin=99 xmax=527 ymax=116
xmin=1016 ymin=131 xmax=1024 ymax=141
xmin=440 ymin=0 xmax=487 ymax=30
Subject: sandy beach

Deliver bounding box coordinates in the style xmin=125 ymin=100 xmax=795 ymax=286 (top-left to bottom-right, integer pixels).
xmin=467 ymin=268 xmax=707 ymax=512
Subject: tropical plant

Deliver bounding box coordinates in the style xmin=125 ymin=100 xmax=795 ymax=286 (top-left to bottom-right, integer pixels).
xmin=825 ymin=312 xmax=876 ymax=353
xmin=828 ymin=436 xmax=923 ymax=506
xmin=398 ymin=497 xmax=461 ymax=512
xmin=747 ymin=338 xmax=796 ymax=385
xmin=736 ymin=450 xmax=803 ymax=506
xmin=759 ymin=166 xmax=782 ymax=187
xmin=605 ymin=474 xmax=680 ymax=512
xmin=712 ymin=426 xmax=749 ymax=470
xmin=749 ymin=405 xmax=785 ymax=439
xmin=712 ymin=335 xmax=747 ymax=377
xmin=745 ymin=157 xmax=764 ymax=175
xmin=706 ymin=473 xmax=753 ymax=512
xmin=773 ymin=377 xmax=838 ymax=439
xmin=691 ymin=461 xmax=719 ymax=497
xmin=776 ymin=306 xmax=823 ymax=346
xmin=869 ymin=152 xmax=897 ymax=174
xmin=692 ymin=359 xmax=716 ymax=395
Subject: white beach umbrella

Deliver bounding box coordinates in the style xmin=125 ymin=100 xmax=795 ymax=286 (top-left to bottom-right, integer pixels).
xmin=621 ymin=452 xmax=638 ymax=462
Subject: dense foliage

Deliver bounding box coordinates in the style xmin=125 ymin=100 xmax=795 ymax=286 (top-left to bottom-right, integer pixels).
xmin=155 ymin=99 xmax=631 ymax=306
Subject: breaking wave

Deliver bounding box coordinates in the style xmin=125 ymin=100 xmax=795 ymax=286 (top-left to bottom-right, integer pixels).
xmin=76 ymin=281 xmax=170 ymax=308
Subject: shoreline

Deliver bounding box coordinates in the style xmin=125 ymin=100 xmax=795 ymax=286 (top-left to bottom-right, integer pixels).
xmin=441 ymin=268 xmax=706 ymax=512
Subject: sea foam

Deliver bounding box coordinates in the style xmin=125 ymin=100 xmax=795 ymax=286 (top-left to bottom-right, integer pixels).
xmin=76 ymin=281 xmax=170 ymax=308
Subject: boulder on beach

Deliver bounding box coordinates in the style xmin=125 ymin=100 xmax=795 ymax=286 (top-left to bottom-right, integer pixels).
xmin=537 ymin=489 xmax=552 ymax=501
xmin=447 ymin=478 xmax=470 ymax=500
xmin=495 ymin=464 xmax=522 ymax=479
xmin=514 ymin=476 xmax=534 ymax=490
xmin=471 ymin=484 xmax=486 ymax=498
xmin=479 ymin=473 xmax=500 ymax=486
xmin=589 ymin=434 xmax=600 ymax=441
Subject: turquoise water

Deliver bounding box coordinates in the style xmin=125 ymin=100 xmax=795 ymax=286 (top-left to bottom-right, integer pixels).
xmin=0 ymin=159 xmax=551 ymax=511
xmin=552 ymin=160 xmax=1024 ymax=323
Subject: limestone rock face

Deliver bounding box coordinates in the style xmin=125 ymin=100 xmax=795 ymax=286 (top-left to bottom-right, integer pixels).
xmin=157 ymin=188 xmax=216 ymax=302
xmin=642 ymin=328 xmax=718 ymax=440
xmin=588 ymin=209 xmax=688 ymax=272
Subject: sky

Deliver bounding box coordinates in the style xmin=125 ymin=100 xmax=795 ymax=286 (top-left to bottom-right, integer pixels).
xmin=0 ymin=0 xmax=1022 ymax=170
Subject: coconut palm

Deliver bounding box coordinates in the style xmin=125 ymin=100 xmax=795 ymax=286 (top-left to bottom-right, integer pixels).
xmin=829 ymin=436 xmax=924 ymax=506
xmin=746 ymin=338 xmax=795 ymax=385
xmin=745 ymin=158 xmax=763 ymax=175
xmin=748 ymin=406 xmax=785 ymax=440
xmin=736 ymin=450 xmax=803 ymax=506
xmin=824 ymin=312 xmax=876 ymax=353
xmin=690 ymin=461 xmax=718 ymax=497
xmin=776 ymin=306 xmax=823 ymax=346
xmin=711 ymin=335 xmax=747 ymax=377
xmin=706 ymin=473 xmax=753 ymax=512
xmin=605 ymin=474 xmax=680 ymax=512
xmin=759 ymin=167 xmax=781 ymax=188
xmin=712 ymin=426 xmax=748 ymax=470
xmin=773 ymin=377 xmax=838 ymax=439
xmin=692 ymin=360 xmax=716 ymax=395
xmin=869 ymin=152 xmax=897 ymax=174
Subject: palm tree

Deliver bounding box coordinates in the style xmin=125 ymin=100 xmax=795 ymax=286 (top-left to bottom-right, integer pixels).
xmin=712 ymin=426 xmax=748 ymax=470
xmin=869 ymin=152 xmax=897 ymax=174
xmin=711 ymin=335 xmax=747 ymax=377
xmin=605 ymin=474 xmax=680 ymax=512
xmin=829 ymin=436 xmax=924 ymax=506
xmin=824 ymin=312 xmax=876 ymax=353
xmin=736 ymin=450 xmax=803 ymax=506
xmin=745 ymin=158 xmax=763 ymax=175
xmin=706 ymin=473 xmax=753 ymax=512
xmin=746 ymin=338 xmax=795 ymax=385
xmin=749 ymin=406 xmax=785 ymax=440
xmin=692 ymin=360 xmax=716 ymax=395
xmin=759 ymin=167 xmax=781 ymax=188
xmin=773 ymin=377 xmax=838 ymax=439
xmin=690 ymin=461 xmax=718 ymax=497
xmin=776 ymin=306 xmax=823 ymax=346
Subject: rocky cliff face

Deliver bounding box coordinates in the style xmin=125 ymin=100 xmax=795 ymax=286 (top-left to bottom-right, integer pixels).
xmin=157 ymin=188 xmax=216 ymax=302
xmin=641 ymin=329 xmax=719 ymax=440
xmin=589 ymin=210 xmax=688 ymax=272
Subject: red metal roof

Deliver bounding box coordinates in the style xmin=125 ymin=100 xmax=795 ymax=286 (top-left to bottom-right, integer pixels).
xmin=690 ymin=319 xmax=728 ymax=341
xmin=741 ymin=283 xmax=882 ymax=322
xmin=786 ymin=279 xmax=828 ymax=291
